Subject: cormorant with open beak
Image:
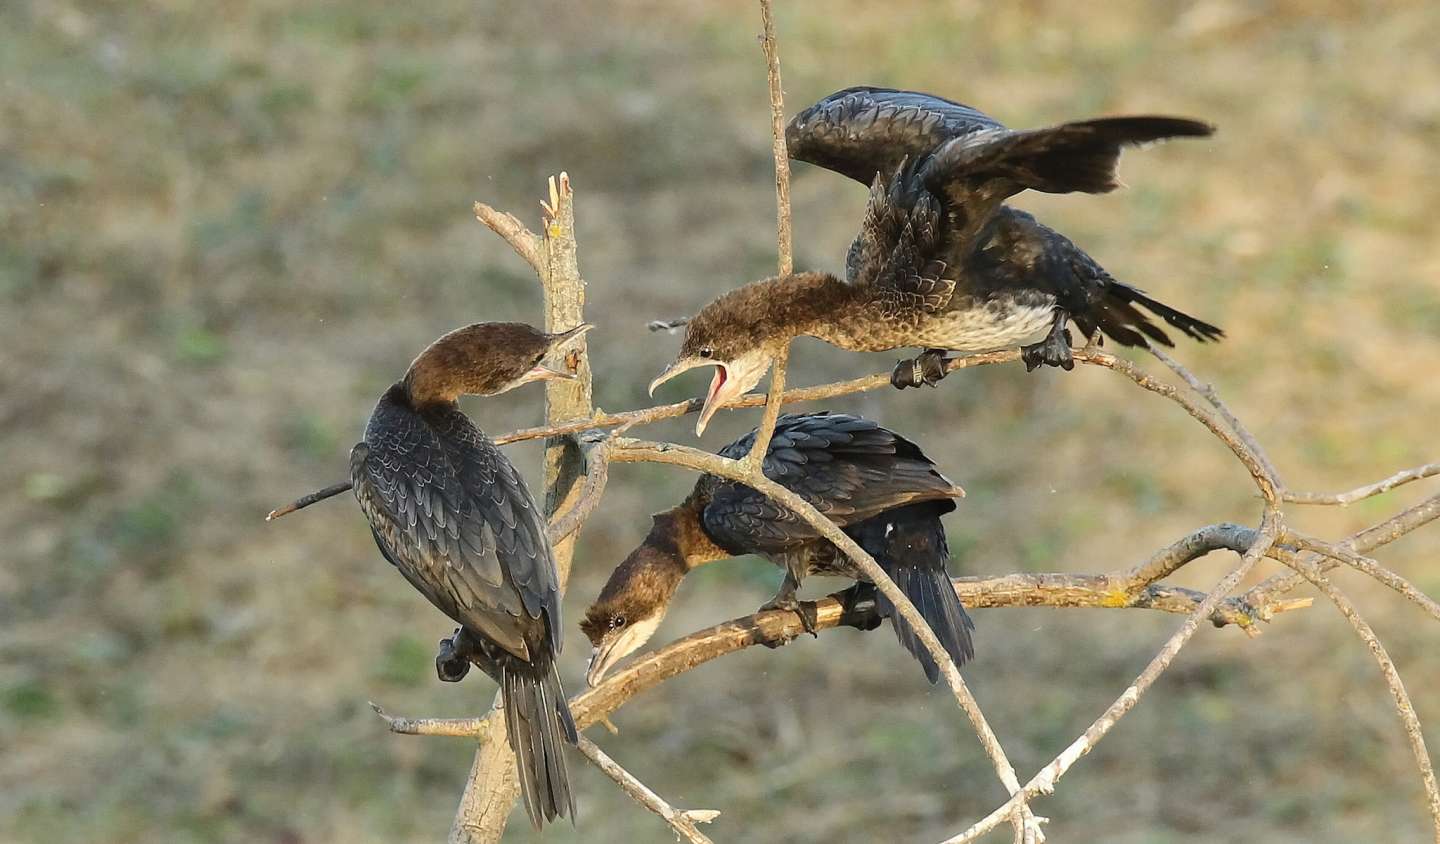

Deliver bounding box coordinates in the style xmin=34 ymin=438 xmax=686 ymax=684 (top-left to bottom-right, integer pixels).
xmin=580 ymin=412 xmax=972 ymax=687
xmin=349 ymin=321 xmax=590 ymax=829
xmin=650 ymin=87 xmax=1222 ymax=434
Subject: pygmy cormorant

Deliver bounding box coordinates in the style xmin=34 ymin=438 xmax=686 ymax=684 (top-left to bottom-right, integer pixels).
xmin=650 ymin=87 xmax=1222 ymax=434
xmin=580 ymin=412 xmax=973 ymax=687
xmin=350 ymin=321 xmax=590 ymax=829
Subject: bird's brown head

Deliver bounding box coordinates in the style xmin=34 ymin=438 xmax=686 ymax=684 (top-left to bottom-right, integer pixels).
xmin=403 ymin=321 xmax=592 ymax=405
xmin=580 ymin=506 xmax=728 ymax=686
xmin=649 ymin=273 xmax=843 ymax=436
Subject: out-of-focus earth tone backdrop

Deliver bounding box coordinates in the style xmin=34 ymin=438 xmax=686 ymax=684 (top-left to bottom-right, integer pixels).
xmin=5 ymin=1 xmax=1439 ymax=841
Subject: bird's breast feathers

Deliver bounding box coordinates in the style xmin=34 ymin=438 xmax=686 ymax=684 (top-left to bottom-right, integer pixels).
xmin=903 ymin=296 xmax=1057 ymax=352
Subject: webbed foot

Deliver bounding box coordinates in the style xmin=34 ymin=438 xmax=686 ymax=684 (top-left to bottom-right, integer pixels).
xmin=761 ymin=594 xmax=820 ymax=638
xmin=435 ymin=628 xmax=471 ymax=683
xmin=1021 ymin=310 xmax=1075 ymax=372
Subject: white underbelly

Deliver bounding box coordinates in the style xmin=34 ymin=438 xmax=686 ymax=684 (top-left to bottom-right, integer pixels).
xmin=910 ymin=300 xmax=1058 ymax=352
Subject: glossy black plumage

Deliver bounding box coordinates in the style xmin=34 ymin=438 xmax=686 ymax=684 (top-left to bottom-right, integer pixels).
xmin=787 ymin=86 xmax=1222 ymax=370
xmin=352 ymin=381 xmax=576 ymax=828
xmin=701 ymin=412 xmax=975 ymax=678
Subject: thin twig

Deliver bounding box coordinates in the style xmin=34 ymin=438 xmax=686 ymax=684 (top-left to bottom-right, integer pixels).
xmin=758 ymin=0 xmax=792 ymax=276
xmin=473 ymin=201 xmax=544 ymax=271
xmin=1275 ymin=564 xmax=1440 ymax=840
xmin=1282 ymin=533 xmax=1440 ymax=623
xmin=1148 ymin=343 xmax=1285 ymax=487
xmin=744 ymin=345 xmax=790 ymax=473
xmin=941 ymin=515 xmax=1281 ymax=844
xmin=372 ymin=701 xmax=492 ymax=739
xmin=575 ymin=735 xmax=719 ymax=844
xmin=1118 ymin=522 xmax=1257 ymax=585
xmin=492 ymin=350 xmax=1018 ymax=445
xmin=265 ymin=480 xmax=353 ymax=521
xmin=1084 ymin=348 xmax=1280 ymax=505
xmin=1239 ymin=492 xmax=1440 ymax=623
xmin=1285 ymin=462 xmax=1440 ymax=506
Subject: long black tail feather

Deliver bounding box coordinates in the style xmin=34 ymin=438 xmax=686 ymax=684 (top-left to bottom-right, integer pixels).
xmin=858 ymin=504 xmax=975 ymax=684
xmin=502 ymin=659 xmax=578 ymax=829
xmin=1082 ymin=281 xmax=1225 ymax=349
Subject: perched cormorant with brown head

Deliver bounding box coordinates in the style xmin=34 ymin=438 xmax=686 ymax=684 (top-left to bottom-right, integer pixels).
xmin=580 ymin=412 xmax=972 ymax=687
xmin=350 ymin=321 xmax=590 ymax=829
xmin=650 ymin=87 xmax=1222 ymax=434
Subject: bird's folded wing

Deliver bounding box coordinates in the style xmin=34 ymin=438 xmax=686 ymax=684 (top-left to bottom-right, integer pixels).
xmin=351 ymin=407 xmax=558 ymax=659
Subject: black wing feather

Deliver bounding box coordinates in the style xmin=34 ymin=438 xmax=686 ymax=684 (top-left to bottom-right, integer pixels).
xmin=351 ymin=389 xmax=561 ymax=660
xmin=704 ymin=413 xmax=962 ymax=555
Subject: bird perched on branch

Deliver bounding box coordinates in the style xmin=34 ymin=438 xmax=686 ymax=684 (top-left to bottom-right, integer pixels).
xmin=649 ymin=87 xmax=1222 ymax=434
xmin=581 ymin=412 xmax=972 ymax=687
xmin=349 ymin=321 xmax=591 ymax=829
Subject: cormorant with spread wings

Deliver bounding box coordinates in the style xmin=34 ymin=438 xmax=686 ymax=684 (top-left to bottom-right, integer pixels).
xmin=649 ymin=87 xmax=1222 ymax=434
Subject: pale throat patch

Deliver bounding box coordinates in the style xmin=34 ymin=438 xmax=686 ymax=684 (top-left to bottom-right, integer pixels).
xmin=610 ymin=612 xmax=665 ymax=662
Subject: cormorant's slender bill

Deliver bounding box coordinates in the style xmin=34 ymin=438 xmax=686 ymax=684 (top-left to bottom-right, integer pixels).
xmin=348 ymin=321 xmax=590 ymax=830
xmin=581 ymin=412 xmax=973 ymax=687
xmin=650 ymin=87 xmax=1221 ymax=434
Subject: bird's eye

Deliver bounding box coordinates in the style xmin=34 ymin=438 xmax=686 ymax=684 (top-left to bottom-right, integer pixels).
xmin=610 ymin=614 xmax=627 ymax=629
xmin=698 ymin=346 xmax=713 ymax=359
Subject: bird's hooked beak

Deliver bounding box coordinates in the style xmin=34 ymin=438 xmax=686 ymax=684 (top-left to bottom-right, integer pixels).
xmin=650 ymin=354 xmax=771 ymax=437
xmin=648 ymin=357 xmax=711 ymax=398
xmin=649 ymin=358 xmax=731 ymax=437
xmin=516 ymin=364 xmax=576 ymax=386
xmin=585 ymin=642 xmax=619 ymax=688
xmin=518 ymin=323 xmax=594 ymax=386
xmin=584 ymin=613 xmax=665 ymax=687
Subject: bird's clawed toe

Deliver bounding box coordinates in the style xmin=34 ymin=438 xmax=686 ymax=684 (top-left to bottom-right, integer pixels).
xmin=1021 ymin=328 xmax=1075 ymax=372
xmin=890 ymin=349 xmax=950 ymax=389
xmin=760 ymin=595 xmax=820 ymax=638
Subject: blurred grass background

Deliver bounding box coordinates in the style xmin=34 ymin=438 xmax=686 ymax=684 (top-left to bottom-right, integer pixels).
xmin=4 ymin=0 xmax=1439 ymax=841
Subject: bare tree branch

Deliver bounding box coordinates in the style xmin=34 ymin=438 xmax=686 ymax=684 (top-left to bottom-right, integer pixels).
xmin=941 ymin=515 xmax=1282 ymax=844
xmin=574 ymin=735 xmax=720 ymax=844
xmin=1148 ymin=343 xmax=1286 ymax=487
xmin=758 ymin=0 xmax=792 ymax=276
xmin=1284 ymin=462 xmax=1440 ymax=506
xmin=744 ymin=345 xmax=790 ymax=472
xmin=1087 ymin=348 xmax=1280 ymax=505
xmin=1118 ymin=522 xmax=1256 ymax=585
xmin=1273 ymin=561 xmax=1440 ymax=840
xmin=491 ymin=350 xmax=1018 ymax=446
xmin=1281 ymin=533 xmax=1440 ymax=623
xmin=375 ymin=540 xmax=1319 ymax=742
xmin=473 ymin=201 xmax=543 ymax=270
xmin=1239 ymin=492 xmax=1440 ymax=623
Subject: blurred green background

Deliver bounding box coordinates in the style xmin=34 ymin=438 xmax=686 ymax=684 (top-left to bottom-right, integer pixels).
xmin=4 ymin=1 xmax=1439 ymax=841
